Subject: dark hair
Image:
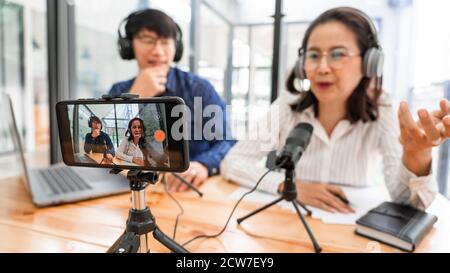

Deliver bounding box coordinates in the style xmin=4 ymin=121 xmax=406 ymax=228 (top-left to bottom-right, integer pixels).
xmin=89 ymin=116 xmax=102 ymax=127
xmin=286 ymin=7 xmax=382 ymax=123
xmin=126 ymin=117 xmax=147 ymax=145
xmin=125 ymin=9 xmax=178 ymax=40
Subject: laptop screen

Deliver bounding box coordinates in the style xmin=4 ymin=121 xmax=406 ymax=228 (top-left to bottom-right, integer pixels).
xmin=0 ymin=93 xmax=30 ymax=190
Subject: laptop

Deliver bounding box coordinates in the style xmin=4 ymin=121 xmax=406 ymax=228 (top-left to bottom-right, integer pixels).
xmin=2 ymin=93 xmax=130 ymax=207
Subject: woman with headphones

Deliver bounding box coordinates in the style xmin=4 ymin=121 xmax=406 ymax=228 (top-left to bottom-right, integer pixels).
xmin=109 ymin=9 xmax=236 ymax=191
xmin=221 ymin=7 xmax=450 ymax=213
xmin=116 ymin=117 xmax=168 ymax=167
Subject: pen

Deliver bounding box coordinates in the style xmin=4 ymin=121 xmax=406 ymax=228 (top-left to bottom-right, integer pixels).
xmin=328 ymin=182 xmax=352 ymax=206
xmin=334 ymin=193 xmax=351 ymax=205
xmin=172 ymin=173 xmax=204 ymax=197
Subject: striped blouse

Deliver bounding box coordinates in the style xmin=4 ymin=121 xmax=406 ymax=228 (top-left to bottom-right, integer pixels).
xmin=220 ymin=92 xmax=438 ymax=210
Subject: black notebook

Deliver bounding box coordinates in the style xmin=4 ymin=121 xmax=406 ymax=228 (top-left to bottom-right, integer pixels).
xmin=355 ymin=202 xmax=437 ymax=252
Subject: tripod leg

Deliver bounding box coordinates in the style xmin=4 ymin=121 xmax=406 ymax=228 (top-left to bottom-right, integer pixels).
xmin=296 ymin=200 xmax=313 ymax=216
xmin=107 ymin=231 xmax=140 ymax=253
xmin=153 ymin=226 xmax=189 ymax=253
xmin=237 ymin=196 xmax=284 ymax=224
xmin=291 ymin=201 xmax=322 ymax=253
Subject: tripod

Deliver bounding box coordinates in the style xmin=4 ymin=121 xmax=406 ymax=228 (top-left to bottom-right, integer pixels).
xmin=107 ymin=170 xmax=188 ymax=253
xmin=236 ymin=168 xmax=322 ymax=253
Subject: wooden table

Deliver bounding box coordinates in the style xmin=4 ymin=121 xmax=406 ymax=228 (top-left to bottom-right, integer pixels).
xmin=83 ymin=152 xmax=138 ymax=167
xmin=0 ymin=175 xmax=449 ymax=253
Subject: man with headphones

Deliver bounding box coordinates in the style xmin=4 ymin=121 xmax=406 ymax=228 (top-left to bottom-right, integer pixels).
xmin=109 ymin=9 xmax=236 ymax=192
xmin=84 ymin=116 xmax=115 ymax=162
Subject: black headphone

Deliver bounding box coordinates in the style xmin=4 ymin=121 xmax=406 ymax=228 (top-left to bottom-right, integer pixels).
xmin=117 ymin=9 xmax=184 ymax=62
xmin=294 ymin=7 xmax=384 ymax=83
xmin=88 ymin=116 xmax=102 ymax=130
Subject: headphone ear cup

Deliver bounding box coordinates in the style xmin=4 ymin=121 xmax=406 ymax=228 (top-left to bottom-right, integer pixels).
xmin=294 ymin=55 xmax=306 ymax=80
xmin=173 ymin=39 xmax=183 ymax=63
xmin=118 ymin=37 xmax=134 ymax=60
xmin=363 ymin=48 xmax=374 ymax=77
xmin=363 ymin=47 xmax=384 ymax=78
xmin=374 ymin=49 xmax=384 ymax=78
xmin=173 ymin=24 xmax=183 ymax=63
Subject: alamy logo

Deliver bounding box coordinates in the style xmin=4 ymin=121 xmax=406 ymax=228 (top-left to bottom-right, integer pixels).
xmin=170 ymin=97 xmax=280 ymax=152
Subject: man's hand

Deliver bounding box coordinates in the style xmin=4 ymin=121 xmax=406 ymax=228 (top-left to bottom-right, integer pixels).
xmin=130 ymin=67 xmax=167 ymax=97
xmin=91 ymin=129 xmax=100 ymax=138
xmin=165 ymin=162 xmax=209 ymax=192
xmin=104 ymin=153 xmax=114 ymax=162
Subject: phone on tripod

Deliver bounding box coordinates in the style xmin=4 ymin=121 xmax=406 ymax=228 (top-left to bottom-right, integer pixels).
xmin=56 ymin=96 xmax=189 ymax=172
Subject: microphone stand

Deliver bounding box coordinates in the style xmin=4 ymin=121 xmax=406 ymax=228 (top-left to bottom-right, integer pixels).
xmin=237 ymin=163 xmax=322 ymax=253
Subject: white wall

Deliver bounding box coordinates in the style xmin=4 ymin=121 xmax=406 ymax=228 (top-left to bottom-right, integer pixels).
xmin=412 ymin=0 xmax=450 ymax=88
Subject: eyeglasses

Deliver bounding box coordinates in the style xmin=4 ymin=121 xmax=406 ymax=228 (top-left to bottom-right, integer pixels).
xmin=135 ymin=35 xmax=171 ymax=49
xmin=303 ymin=48 xmax=360 ymax=70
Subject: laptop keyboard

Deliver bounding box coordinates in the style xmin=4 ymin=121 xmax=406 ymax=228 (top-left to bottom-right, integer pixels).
xmin=35 ymin=166 xmax=92 ymax=195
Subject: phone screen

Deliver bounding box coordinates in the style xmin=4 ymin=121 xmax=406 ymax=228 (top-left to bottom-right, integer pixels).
xmin=56 ymin=97 xmax=189 ymax=172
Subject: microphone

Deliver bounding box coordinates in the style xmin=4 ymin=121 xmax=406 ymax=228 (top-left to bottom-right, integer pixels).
xmin=276 ymin=123 xmax=313 ymax=169
xmin=140 ymin=142 xmax=151 ymax=166
xmin=99 ymin=137 xmax=109 ymax=164
xmin=101 ymin=137 xmax=108 ymax=158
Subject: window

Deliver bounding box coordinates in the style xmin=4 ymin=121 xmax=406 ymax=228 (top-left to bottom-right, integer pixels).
xmin=198 ymin=3 xmax=230 ymax=98
xmin=0 ymin=0 xmax=49 ymax=168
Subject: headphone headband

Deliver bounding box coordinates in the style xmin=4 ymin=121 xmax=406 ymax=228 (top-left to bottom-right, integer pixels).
xmin=117 ymin=9 xmax=147 ymax=40
xmin=340 ymin=7 xmax=379 ymax=47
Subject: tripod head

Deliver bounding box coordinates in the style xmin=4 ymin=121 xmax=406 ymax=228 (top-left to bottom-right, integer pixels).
xmin=127 ymin=170 xmax=159 ymax=190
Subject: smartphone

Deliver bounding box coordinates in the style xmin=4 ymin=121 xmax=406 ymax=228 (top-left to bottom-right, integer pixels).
xmin=56 ymin=97 xmax=189 ymax=172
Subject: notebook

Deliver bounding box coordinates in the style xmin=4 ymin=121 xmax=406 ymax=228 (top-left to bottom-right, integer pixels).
xmin=355 ymin=202 xmax=437 ymax=252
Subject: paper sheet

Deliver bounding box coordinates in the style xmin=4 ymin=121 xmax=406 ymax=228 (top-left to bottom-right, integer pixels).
xmin=229 ymin=186 xmax=389 ymax=225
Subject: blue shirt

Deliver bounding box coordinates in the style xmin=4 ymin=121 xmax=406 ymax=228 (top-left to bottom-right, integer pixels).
xmin=84 ymin=131 xmax=115 ymax=156
xmin=109 ymin=67 xmax=236 ymax=176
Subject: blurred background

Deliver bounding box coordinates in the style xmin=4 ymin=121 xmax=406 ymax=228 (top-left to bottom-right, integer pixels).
xmin=1 ymin=0 xmax=449 ymax=196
